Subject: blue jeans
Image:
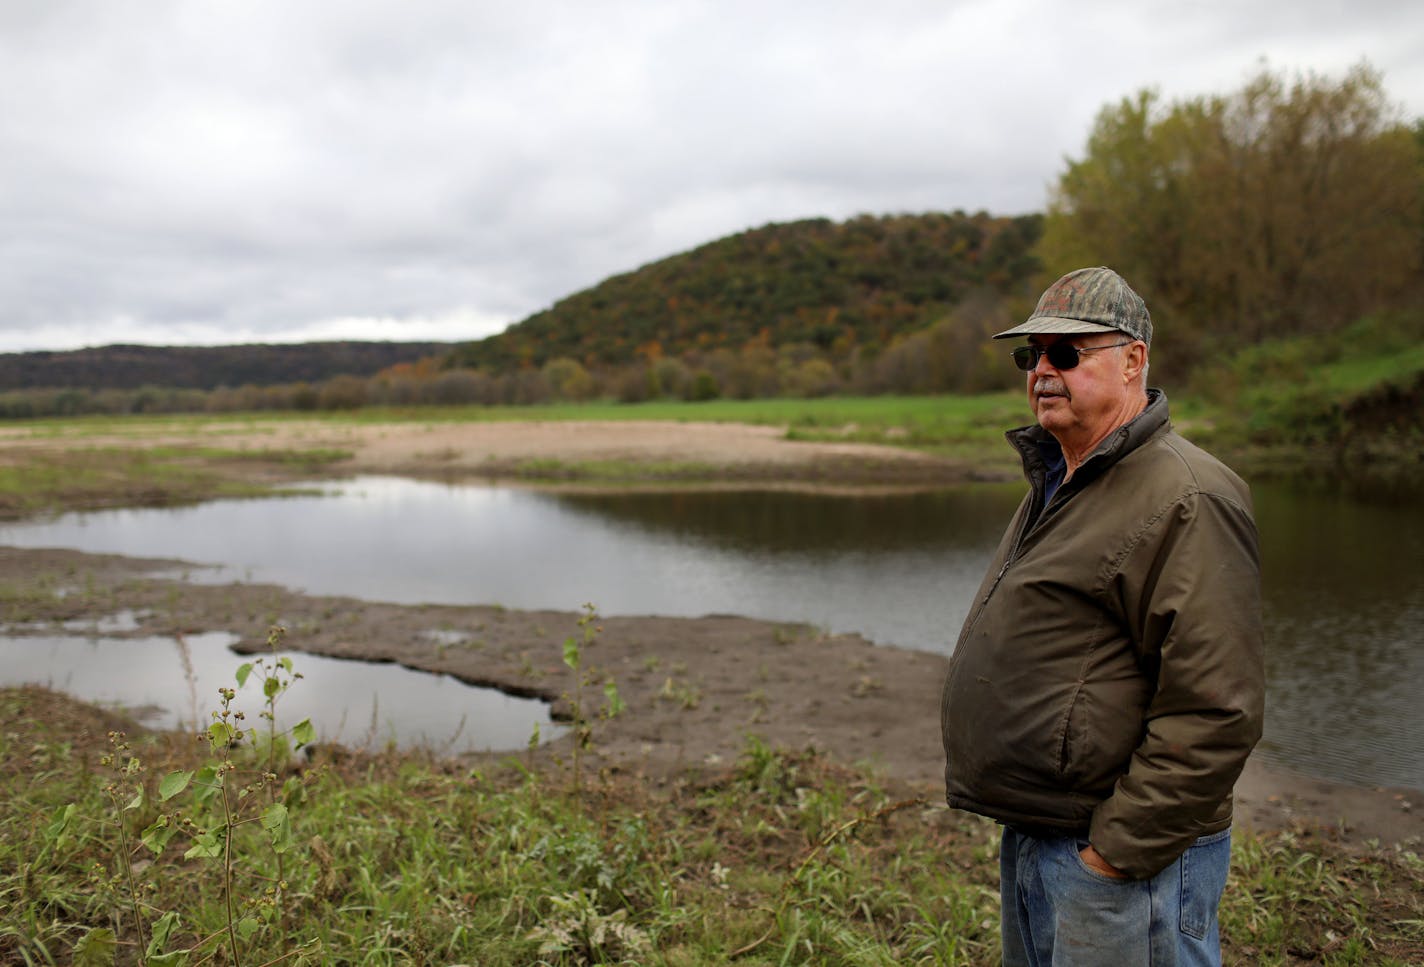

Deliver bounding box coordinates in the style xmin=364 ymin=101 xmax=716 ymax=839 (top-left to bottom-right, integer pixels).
xmin=999 ymin=826 xmax=1231 ymax=967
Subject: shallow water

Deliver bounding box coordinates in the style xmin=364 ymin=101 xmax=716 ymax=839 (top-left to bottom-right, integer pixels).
xmin=2 ymin=476 xmax=1420 ymax=789
xmin=5 ymin=479 xmax=1020 ymax=650
xmin=0 ymin=628 xmax=561 ymax=753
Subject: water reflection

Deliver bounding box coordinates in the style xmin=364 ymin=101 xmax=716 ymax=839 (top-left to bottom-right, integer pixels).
xmin=550 ymin=487 xmax=1018 ymax=553
xmin=1 ymin=477 xmax=1420 ymax=790
xmin=1253 ymin=484 xmax=1424 ymax=790
xmin=0 ymin=630 xmax=561 ymax=753
xmin=1 ymin=478 xmax=1023 ymax=651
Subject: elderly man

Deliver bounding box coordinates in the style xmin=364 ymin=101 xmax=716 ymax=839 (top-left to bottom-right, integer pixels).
xmin=940 ymin=267 xmax=1264 ymax=966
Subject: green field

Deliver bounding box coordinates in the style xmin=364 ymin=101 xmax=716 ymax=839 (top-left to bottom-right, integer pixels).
xmin=4 ymin=681 xmax=1422 ymax=966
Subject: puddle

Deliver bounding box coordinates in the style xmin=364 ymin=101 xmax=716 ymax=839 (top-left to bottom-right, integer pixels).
xmin=0 ymin=631 xmax=562 ymax=753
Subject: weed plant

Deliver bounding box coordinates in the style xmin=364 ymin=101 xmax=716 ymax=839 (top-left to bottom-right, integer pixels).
xmin=560 ymin=603 xmax=624 ymax=798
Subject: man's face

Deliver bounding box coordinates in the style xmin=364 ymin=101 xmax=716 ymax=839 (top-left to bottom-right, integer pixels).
xmin=1025 ymin=333 xmax=1144 ymax=453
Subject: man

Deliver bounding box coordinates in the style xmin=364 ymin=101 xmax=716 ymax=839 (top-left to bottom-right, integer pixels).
xmin=940 ymin=267 xmax=1264 ymax=966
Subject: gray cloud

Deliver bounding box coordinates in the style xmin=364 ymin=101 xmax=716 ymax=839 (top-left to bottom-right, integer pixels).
xmin=0 ymin=0 xmax=1420 ymax=351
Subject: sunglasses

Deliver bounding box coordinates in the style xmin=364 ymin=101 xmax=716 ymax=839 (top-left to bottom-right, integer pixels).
xmin=1011 ymin=341 xmax=1133 ymax=372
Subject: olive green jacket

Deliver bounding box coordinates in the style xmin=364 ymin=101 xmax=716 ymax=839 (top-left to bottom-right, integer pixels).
xmin=940 ymin=391 xmax=1265 ymax=879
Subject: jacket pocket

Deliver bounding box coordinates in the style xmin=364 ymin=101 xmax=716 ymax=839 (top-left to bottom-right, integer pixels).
xmin=1055 ymin=681 xmax=1086 ymax=781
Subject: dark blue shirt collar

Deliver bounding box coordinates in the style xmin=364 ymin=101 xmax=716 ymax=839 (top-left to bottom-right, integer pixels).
xmin=1037 ymin=438 xmax=1067 ymax=505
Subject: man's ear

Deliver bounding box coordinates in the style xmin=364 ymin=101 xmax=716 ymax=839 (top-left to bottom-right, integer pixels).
xmin=1122 ymin=341 xmax=1148 ymax=383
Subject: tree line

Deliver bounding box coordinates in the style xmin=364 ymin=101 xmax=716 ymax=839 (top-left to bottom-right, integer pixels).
xmin=1038 ymin=62 xmax=1421 ymax=378
xmin=0 ymin=306 xmax=1025 ymax=419
xmin=0 ymin=341 xmax=453 ymax=393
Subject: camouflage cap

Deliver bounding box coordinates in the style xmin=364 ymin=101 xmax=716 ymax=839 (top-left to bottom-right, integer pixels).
xmin=993 ymin=266 xmax=1152 ymax=346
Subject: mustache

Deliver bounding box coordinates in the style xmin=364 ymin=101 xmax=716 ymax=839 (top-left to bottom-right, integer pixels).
xmin=1034 ymin=378 xmax=1069 ymax=397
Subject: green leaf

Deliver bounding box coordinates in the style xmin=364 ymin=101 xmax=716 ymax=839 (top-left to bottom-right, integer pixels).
xmin=264 ymin=675 xmax=281 ymax=699
xmin=73 ymin=927 xmax=117 ymax=967
xmin=235 ymin=662 xmax=254 ymax=687
xmin=192 ymin=765 xmax=222 ymax=806
xmin=281 ymin=775 xmax=306 ymax=809
xmin=292 ymin=718 xmax=316 ymax=749
xmin=562 ymin=635 xmax=580 ymax=671
xmin=45 ymin=802 xmax=76 ymax=844
xmin=159 ymin=770 xmax=194 ymax=801
xmin=207 ymin=721 xmax=235 ymax=752
xmin=140 ymin=816 xmax=176 ymax=855
xmin=146 ymin=911 xmax=180 ymax=957
xmin=236 ymin=916 xmax=261 ymax=943
xmin=278 ymin=655 xmax=294 ymax=673
xmin=603 ymin=681 xmax=625 ymax=718
xmin=184 ymin=829 xmax=222 ymax=860
xmin=261 ymin=801 xmax=288 ymax=828
xmin=125 ymin=789 xmax=143 ymax=811
xmin=262 ymin=802 xmax=292 ymax=854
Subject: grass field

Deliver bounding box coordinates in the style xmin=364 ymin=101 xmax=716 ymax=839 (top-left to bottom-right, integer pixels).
xmin=4 ymin=683 xmax=1422 ymax=966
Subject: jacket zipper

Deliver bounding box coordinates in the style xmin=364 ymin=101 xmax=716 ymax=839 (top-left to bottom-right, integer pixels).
xmin=961 ymin=426 xmax=1081 ymax=634
xmin=986 ymin=503 xmax=1035 ymax=601
xmin=960 ymin=484 xmax=1044 ymax=641
xmin=979 ymin=464 xmax=1077 ymax=608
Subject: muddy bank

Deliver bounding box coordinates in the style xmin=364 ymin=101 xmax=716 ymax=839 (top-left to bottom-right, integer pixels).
xmin=1 ymin=544 xmax=1418 ymax=851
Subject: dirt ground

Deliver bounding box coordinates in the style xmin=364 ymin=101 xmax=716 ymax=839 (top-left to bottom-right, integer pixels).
xmin=3 ymin=418 xmax=1420 ymax=849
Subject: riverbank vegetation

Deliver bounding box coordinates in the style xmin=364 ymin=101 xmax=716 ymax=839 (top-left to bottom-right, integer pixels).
xmin=0 ymin=443 xmax=349 ymax=519
xmin=4 ymin=684 xmax=1422 ymax=966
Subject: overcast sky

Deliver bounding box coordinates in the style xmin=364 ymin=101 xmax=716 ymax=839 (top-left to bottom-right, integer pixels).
xmin=1 ymin=1 xmax=1419 ymax=353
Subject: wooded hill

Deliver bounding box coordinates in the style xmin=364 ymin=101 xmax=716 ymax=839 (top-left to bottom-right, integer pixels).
xmin=446 ymin=211 xmax=1043 ymax=372
xmin=0 ymin=341 xmax=454 ymax=393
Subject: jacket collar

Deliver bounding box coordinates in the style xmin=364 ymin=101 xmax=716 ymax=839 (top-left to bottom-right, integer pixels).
xmin=1008 ymin=389 xmax=1170 ymax=496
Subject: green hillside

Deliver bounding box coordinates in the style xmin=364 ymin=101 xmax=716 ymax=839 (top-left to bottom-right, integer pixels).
xmin=447 ymin=211 xmax=1042 ymax=371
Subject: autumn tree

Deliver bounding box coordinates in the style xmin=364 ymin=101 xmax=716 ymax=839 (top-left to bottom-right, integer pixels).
xmin=1040 ymin=63 xmax=1422 ymax=370
xmin=542 ymin=357 xmax=595 ymax=401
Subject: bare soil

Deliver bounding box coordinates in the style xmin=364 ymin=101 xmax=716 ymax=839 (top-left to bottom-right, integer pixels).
xmin=2 ymin=418 xmax=1420 ymax=850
